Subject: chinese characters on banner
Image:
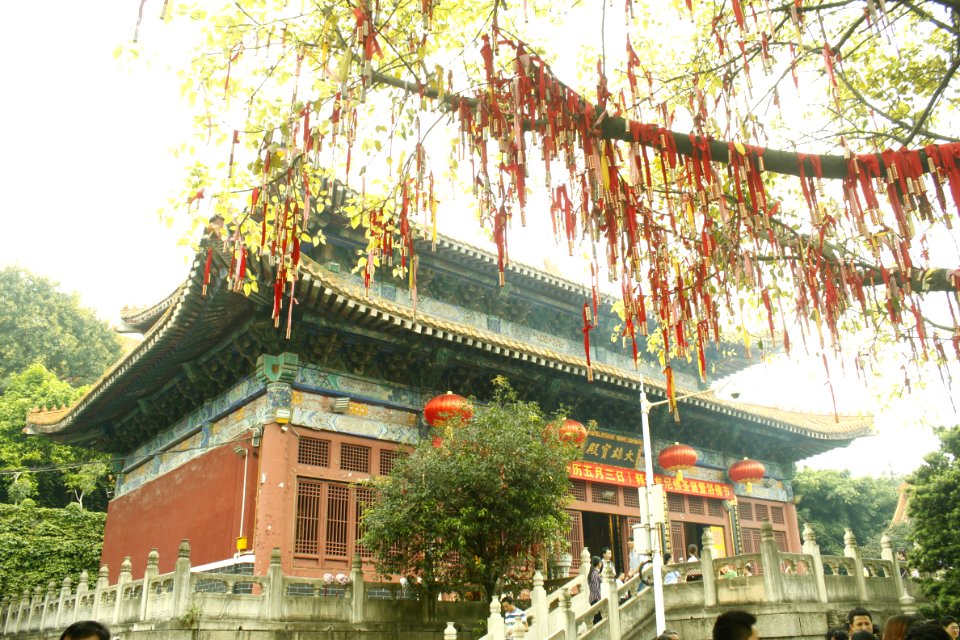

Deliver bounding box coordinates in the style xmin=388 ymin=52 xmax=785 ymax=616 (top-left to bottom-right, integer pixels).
xmin=568 ymin=461 xmax=735 ymax=500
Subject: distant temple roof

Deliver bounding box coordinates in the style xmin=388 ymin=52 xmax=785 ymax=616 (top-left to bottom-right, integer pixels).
xmin=26 ymin=220 xmax=873 ymax=457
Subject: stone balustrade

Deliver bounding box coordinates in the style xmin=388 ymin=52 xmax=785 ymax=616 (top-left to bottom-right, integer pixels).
xmin=0 ymin=524 xmax=922 ymax=640
xmin=480 ymin=523 xmax=920 ymax=640
xmin=0 ymin=541 xmax=484 ymax=639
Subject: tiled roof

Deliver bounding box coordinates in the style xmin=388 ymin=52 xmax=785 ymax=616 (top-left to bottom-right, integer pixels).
xmin=26 ymin=244 xmax=873 ymax=447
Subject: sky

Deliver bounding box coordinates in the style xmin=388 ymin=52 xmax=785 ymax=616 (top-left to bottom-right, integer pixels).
xmin=0 ymin=1 xmax=953 ymax=478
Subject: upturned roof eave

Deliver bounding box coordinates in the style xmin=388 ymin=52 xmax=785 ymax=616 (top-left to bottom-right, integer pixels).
xmin=27 ymin=246 xmax=873 ymax=447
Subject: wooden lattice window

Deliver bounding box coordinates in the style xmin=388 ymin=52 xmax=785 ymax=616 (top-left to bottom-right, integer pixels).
xmin=566 ymin=511 xmax=583 ymax=571
xmin=773 ymin=531 xmax=788 ymax=552
xmin=667 ymin=493 xmax=684 ymax=513
xmin=325 ymin=485 xmax=350 ymax=557
xmin=755 ymin=504 xmax=769 ymax=522
xmin=355 ymin=487 xmax=376 ymax=560
xmin=294 ymin=479 xmax=375 ymax=561
xmin=741 ymin=528 xmax=762 ymax=554
xmin=295 ymin=480 xmax=323 ymax=554
xmin=298 ymin=438 xmax=330 ymax=467
xmin=688 ymin=495 xmax=705 ymax=515
xmin=708 ymin=499 xmax=724 ymax=518
xmin=591 ymin=483 xmax=619 ymax=505
xmin=379 ymin=449 xmax=404 ymax=476
xmin=771 ymin=506 xmax=785 ymax=524
xmin=623 ymin=488 xmax=641 ymax=508
xmin=340 ymin=444 xmax=370 ymax=473
xmin=570 ymin=479 xmax=587 ymax=502
xmin=670 ymin=522 xmax=685 ymax=557
xmin=738 ymin=502 xmax=753 ymax=521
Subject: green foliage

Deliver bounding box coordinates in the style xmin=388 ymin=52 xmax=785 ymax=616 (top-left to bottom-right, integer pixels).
xmin=861 ymin=520 xmax=913 ymax=559
xmin=0 ymin=501 xmax=106 ymax=598
xmin=360 ymin=378 xmax=580 ymax=601
xmin=0 ymin=365 xmax=113 ymax=510
xmin=793 ymin=468 xmax=900 ymax=555
xmin=907 ymin=426 xmax=960 ymax=614
xmin=0 ymin=266 xmax=122 ymax=388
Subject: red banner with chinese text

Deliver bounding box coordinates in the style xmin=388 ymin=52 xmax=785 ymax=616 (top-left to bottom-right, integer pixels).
xmin=568 ymin=461 xmax=734 ymax=500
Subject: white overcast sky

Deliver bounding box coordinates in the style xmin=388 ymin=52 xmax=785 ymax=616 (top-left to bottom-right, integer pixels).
xmin=0 ymin=1 xmax=952 ymax=477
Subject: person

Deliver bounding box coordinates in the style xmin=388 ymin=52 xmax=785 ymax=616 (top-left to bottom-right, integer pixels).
xmin=588 ymin=555 xmax=602 ymax=624
xmin=601 ymin=547 xmax=617 ymax=576
xmin=626 ymin=545 xmax=649 ymax=580
xmin=500 ymin=595 xmax=527 ymax=638
xmin=60 ymin=621 xmax=110 ymax=640
xmin=662 ymin=552 xmax=682 ymax=585
xmin=713 ymin=610 xmax=759 ymax=640
xmin=826 ymin=628 xmax=850 ymax=640
xmin=852 ymin=630 xmax=877 ymax=640
xmin=883 ymin=614 xmax=925 ymax=640
xmin=658 ymin=630 xmax=681 ymax=640
xmin=849 ymin=608 xmax=875 ymax=636
xmin=905 ymin=622 xmax=952 ymax=640
xmin=943 ymin=617 xmax=959 ymax=640
xmin=687 ymin=543 xmax=699 ymax=562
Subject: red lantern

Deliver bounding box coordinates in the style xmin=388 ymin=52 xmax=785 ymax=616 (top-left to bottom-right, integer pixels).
xmin=423 ymin=392 xmax=473 ymax=427
xmin=728 ymin=457 xmax=765 ymax=493
xmin=424 ymin=392 xmax=472 ymax=448
xmin=658 ymin=442 xmax=698 ymax=483
xmin=556 ymin=419 xmax=588 ymax=446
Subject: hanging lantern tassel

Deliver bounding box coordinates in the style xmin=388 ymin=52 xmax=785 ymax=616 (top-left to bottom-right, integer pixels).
xmin=202 ymin=247 xmax=213 ymax=296
xmin=582 ymin=303 xmax=594 ymax=382
xmin=665 ymin=366 xmax=679 ymax=422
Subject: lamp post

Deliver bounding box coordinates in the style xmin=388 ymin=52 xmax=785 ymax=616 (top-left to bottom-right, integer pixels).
xmin=637 ymin=379 xmax=725 ymax=634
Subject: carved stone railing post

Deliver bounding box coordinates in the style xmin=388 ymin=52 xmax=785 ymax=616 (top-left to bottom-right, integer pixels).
xmin=39 ymin=580 xmax=56 ymax=630
xmin=38 ymin=580 xmax=57 ymax=629
xmin=113 ymin=556 xmax=132 ymax=626
xmin=561 ymin=588 xmax=577 ymax=640
xmin=26 ymin=586 xmax=42 ymax=631
xmin=760 ymin=522 xmax=784 ymax=603
xmin=444 ymin=620 xmax=458 ymax=640
xmin=15 ymin=589 xmax=30 ymax=633
xmin=74 ymin=571 xmax=89 ymax=624
xmin=487 ymin=596 xmax=505 ymax=640
xmin=701 ymin=529 xmax=718 ymax=607
xmin=56 ymin=576 xmax=73 ymax=629
xmin=2 ymin=597 xmax=11 ymax=635
xmin=530 ymin=567 xmax=548 ymax=640
xmin=2 ymin=597 xmax=11 ymax=634
xmin=843 ymin=528 xmax=868 ymax=601
xmin=881 ymin=534 xmax=915 ymax=610
xmin=602 ymin=561 xmax=621 ymax=640
xmin=349 ymin=553 xmax=365 ymax=624
xmin=265 ymin=547 xmax=284 ymax=621
xmin=172 ymin=540 xmax=192 ymax=620
xmin=802 ymin=524 xmax=829 ymax=603
xmin=573 ymin=547 xmax=591 ymax=609
xmin=91 ymin=566 xmax=108 ymax=622
xmin=141 ymin=548 xmax=159 ymax=621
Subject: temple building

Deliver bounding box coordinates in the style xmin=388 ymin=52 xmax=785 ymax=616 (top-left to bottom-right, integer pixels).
xmin=26 ymin=190 xmax=871 ymax=583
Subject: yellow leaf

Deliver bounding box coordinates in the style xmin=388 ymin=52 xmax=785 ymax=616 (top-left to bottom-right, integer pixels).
xmin=733 ymin=142 xmax=746 ymax=156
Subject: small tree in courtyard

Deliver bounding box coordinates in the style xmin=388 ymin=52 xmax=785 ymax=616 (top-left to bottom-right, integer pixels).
xmin=360 ymin=377 xmax=581 ymax=602
xmin=907 ymin=425 xmax=960 ymax=614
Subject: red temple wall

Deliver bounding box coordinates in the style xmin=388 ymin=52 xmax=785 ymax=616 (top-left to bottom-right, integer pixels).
xmin=101 ymin=441 xmax=257 ymax=581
